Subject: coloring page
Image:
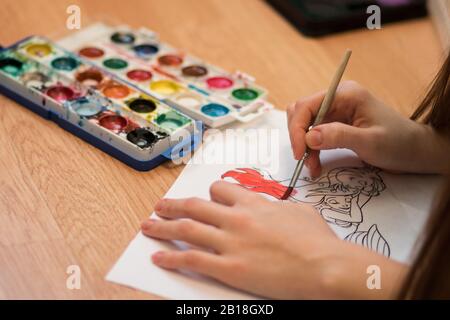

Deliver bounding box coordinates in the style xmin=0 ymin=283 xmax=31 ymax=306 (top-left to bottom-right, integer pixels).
xmin=106 ymin=110 xmax=443 ymax=299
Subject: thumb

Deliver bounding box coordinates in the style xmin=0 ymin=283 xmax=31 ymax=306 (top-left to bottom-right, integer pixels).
xmin=305 ymin=122 xmax=366 ymax=152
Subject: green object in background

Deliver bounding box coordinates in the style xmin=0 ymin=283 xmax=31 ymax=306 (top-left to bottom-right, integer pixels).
xmin=232 ymin=88 xmax=259 ymax=101
xmin=0 ymin=57 xmax=24 ymax=77
xmin=103 ymin=58 xmax=128 ymax=69
xmin=51 ymin=56 xmax=79 ymax=71
xmin=155 ymin=110 xmax=191 ymax=132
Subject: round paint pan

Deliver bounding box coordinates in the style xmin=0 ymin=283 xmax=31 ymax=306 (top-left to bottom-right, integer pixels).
xmin=157 ymin=54 xmax=183 ymax=67
xmin=102 ymin=83 xmax=130 ymax=99
xmin=103 ymin=58 xmax=128 ymax=70
xmin=174 ymin=94 xmax=202 ymax=109
xmin=232 ymin=88 xmax=259 ymax=101
xmin=133 ymin=44 xmax=159 ymax=57
xmin=0 ymin=58 xmax=24 ymax=76
xmin=206 ymin=76 xmax=234 ymax=89
xmin=128 ymin=98 xmax=157 ymax=113
xmin=20 ymin=71 xmax=50 ymax=87
xmin=71 ymin=99 xmax=103 ymax=118
xmin=98 ymin=114 xmax=129 ymax=133
xmin=79 ymin=47 xmax=105 ymax=58
xmin=155 ymin=111 xmax=190 ymax=132
xmin=126 ymin=69 xmax=152 ymax=82
xmin=26 ymin=43 xmax=52 ymax=57
xmin=51 ymin=56 xmax=79 ymax=71
xmin=111 ymin=32 xmax=135 ymax=44
xmin=149 ymin=80 xmax=180 ymax=96
xmin=76 ymin=69 xmax=104 ymax=87
xmin=201 ymin=103 xmax=230 ymax=117
xmin=182 ymin=65 xmax=208 ymax=77
xmin=45 ymin=85 xmax=76 ymax=103
xmin=126 ymin=128 xmax=157 ymax=148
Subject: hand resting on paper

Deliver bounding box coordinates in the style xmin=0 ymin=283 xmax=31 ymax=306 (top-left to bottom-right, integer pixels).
xmin=141 ymin=180 xmax=406 ymax=299
xmin=287 ymin=81 xmax=450 ymax=177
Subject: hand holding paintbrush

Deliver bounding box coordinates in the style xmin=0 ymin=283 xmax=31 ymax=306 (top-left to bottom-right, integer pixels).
xmin=281 ymin=49 xmax=352 ymax=200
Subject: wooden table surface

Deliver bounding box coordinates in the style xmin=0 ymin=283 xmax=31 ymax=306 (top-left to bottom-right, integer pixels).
xmin=0 ymin=0 xmax=443 ymax=299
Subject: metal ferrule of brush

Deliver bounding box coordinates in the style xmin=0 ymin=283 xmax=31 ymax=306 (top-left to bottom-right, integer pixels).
xmin=288 ymin=148 xmax=310 ymax=188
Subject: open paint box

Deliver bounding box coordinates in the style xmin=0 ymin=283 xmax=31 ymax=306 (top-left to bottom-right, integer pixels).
xmin=0 ymin=22 xmax=273 ymax=171
xmin=58 ymin=23 xmax=273 ymax=128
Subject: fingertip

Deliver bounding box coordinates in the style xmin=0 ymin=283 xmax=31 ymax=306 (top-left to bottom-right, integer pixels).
xmin=154 ymin=199 xmax=167 ymax=213
xmin=142 ymin=218 xmax=156 ymax=230
xmin=151 ymin=251 xmax=165 ymax=265
xmin=305 ymin=151 xmax=322 ymax=178
xmin=311 ymin=164 xmax=322 ymax=179
xmin=293 ymin=149 xmax=301 ymax=160
xmin=209 ymin=179 xmax=224 ymax=195
xmin=305 ymin=129 xmax=323 ymax=149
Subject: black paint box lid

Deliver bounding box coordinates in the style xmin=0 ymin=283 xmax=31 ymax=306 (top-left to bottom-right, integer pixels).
xmin=266 ymin=0 xmax=427 ymax=37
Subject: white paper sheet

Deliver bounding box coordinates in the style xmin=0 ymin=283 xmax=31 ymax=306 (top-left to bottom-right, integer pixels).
xmin=106 ymin=110 xmax=443 ymax=299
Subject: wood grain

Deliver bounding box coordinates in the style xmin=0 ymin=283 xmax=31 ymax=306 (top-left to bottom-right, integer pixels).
xmin=0 ymin=0 xmax=443 ymax=299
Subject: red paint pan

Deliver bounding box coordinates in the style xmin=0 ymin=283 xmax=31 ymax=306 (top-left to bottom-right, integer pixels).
xmin=126 ymin=69 xmax=152 ymax=82
xmin=98 ymin=114 xmax=129 ymax=133
xmin=45 ymin=85 xmax=76 ymax=102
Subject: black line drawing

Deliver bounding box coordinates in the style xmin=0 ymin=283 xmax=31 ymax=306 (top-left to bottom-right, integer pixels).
xmin=221 ymin=166 xmax=391 ymax=257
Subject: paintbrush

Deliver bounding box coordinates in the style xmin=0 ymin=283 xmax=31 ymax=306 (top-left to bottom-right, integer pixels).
xmin=280 ymin=49 xmax=352 ymax=200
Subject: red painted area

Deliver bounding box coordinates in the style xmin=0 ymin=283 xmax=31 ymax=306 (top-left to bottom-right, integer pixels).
xmin=221 ymin=168 xmax=296 ymax=200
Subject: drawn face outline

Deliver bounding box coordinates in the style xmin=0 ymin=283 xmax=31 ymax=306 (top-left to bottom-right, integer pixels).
xmin=336 ymin=172 xmax=368 ymax=191
xmin=323 ymin=195 xmax=353 ymax=214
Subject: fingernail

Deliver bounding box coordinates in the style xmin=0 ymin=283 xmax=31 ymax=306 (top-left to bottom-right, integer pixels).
xmin=141 ymin=219 xmax=154 ymax=231
xmin=154 ymin=199 xmax=165 ymax=212
xmin=306 ymin=130 xmax=322 ymax=147
xmin=152 ymin=251 xmax=164 ymax=263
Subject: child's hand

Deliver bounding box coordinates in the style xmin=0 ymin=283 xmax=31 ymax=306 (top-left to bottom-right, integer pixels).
xmin=287 ymin=81 xmax=450 ymax=176
xmin=141 ymin=181 xmax=404 ymax=299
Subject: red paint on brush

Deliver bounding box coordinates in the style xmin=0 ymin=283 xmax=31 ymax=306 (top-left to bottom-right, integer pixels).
xmin=280 ymin=187 xmax=294 ymax=200
xmin=221 ymin=168 xmax=296 ymax=200
xmin=45 ymin=85 xmax=75 ymax=102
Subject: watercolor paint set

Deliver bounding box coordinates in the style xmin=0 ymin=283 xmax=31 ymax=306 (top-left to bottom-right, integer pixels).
xmin=0 ymin=22 xmax=273 ymax=171
xmin=0 ymin=36 xmax=199 ymax=171
xmin=57 ymin=23 xmax=273 ymax=128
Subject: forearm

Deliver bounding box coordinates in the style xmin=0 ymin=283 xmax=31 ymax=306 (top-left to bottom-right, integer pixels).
xmin=415 ymin=124 xmax=450 ymax=174
xmin=316 ymin=242 xmax=408 ymax=299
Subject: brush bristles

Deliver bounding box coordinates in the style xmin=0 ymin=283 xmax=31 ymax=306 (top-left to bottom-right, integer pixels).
xmin=280 ymin=187 xmax=293 ymax=200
